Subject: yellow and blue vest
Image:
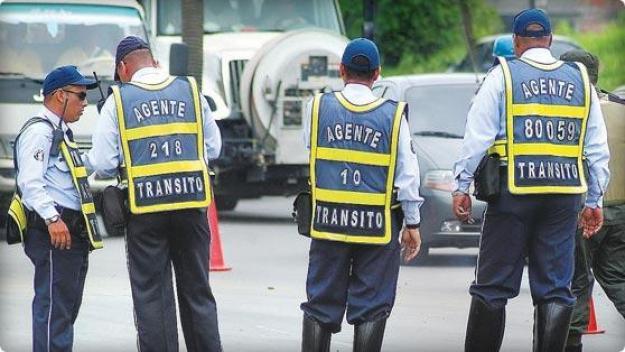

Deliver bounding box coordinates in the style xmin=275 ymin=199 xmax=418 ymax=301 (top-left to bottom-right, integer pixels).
xmin=113 ymin=76 xmax=212 ymax=214
xmin=309 ymin=92 xmax=404 ymax=245
xmin=490 ymin=57 xmax=591 ymax=194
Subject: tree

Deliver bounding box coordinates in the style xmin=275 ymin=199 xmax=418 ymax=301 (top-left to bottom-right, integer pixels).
xmin=181 ymin=0 xmax=204 ymax=89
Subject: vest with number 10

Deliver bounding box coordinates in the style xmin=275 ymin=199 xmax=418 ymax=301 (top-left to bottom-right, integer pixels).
xmin=113 ymin=76 xmax=212 ymax=214
xmin=489 ymin=57 xmax=591 ymax=194
xmin=309 ymin=92 xmax=404 ymax=245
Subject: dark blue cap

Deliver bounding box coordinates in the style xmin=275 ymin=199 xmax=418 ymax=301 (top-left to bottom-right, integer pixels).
xmin=513 ymin=8 xmax=551 ymax=37
xmin=114 ymin=36 xmax=150 ymax=80
xmin=341 ymin=38 xmax=380 ymax=72
xmin=42 ymin=65 xmax=97 ymax=96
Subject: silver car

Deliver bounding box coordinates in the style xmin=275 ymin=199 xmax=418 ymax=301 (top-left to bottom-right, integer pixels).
xmin=373 ymin=73 xmax=488 ymax=258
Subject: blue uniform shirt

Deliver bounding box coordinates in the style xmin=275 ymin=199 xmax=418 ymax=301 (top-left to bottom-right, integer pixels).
xmin=453 ymin=48 xmax=610 ymax=208
xmin=303 ymin=83 xmax=424 ymax=225
xmin=86 ymin=67 xmax=222 ymax=177
xmin=16 ymin=107 xmax=81 ymax=220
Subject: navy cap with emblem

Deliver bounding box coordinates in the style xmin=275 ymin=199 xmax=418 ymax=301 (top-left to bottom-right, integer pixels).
xmin=341 ymin=38 xmax=380 ymax=72
xmin=513 ymin=8 xmax=551 ymax=38
xmin=114 ymin=36 xmax=151 ymax=81
xmin=42 ymin=65 xmax=98 ymax=96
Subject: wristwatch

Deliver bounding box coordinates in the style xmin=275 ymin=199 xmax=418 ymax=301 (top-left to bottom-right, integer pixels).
xmin=45 ymin=215 xmax=60 ymax=226
xmin=406 ymin=223 xmax=420 ymax=230
xmin=451 ymin=190 xmax=469 ymax=197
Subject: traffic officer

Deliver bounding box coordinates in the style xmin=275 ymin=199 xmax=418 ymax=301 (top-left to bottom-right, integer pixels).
xmin=560 ymin=50 xmax=625 ymax=352
xmin=86 ymin=36 xmax=222 ymax=351
xmin=300 ymin=38 xmax=423 ymax=352
xmin=452 ymin=9 xmax=610 ymax=352
xmin=14 ymin=65 xmax=102 ymax=351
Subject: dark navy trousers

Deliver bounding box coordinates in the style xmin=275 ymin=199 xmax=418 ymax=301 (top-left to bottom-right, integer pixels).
xmin=24 ymin=226 xmax=89 ymax=352
xmin=126 ymin=208 xmax=221 ymax=352
xmin=470 ymin=187 xmax=582 ymax=307
xmin=301 ymin=210 xmax=402 ymax=333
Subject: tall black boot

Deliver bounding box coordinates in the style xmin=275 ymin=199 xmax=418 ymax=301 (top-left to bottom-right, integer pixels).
xmin=353 ymin=318 xmax=387 ymax=352
xmin=464 ymin=297 xmax=506 ymax=352
xmin=533 ymin=302 xmax=574 ymax=352
xmin=302 ymin=315 xmax=331 ymax=352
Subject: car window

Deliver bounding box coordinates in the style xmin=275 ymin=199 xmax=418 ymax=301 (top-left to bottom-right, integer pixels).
xmin=405 ymin=83 xmax=478 ymax=137
xmin=372 ymin=82 xmax=399 ymax=100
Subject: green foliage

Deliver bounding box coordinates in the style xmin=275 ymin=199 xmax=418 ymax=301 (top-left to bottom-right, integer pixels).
xmin=572 ymin=14 xmax=625 ymax=91
xmin=339 ymin=0 xmax=502 ymax=68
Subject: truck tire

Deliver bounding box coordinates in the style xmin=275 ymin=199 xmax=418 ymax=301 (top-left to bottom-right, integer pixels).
xmin=215 ymin=195 xmax=238 ymax=211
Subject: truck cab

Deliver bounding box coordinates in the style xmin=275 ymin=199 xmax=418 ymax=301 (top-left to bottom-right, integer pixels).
xmin=0 ymin=0 xmax=149 ymax=219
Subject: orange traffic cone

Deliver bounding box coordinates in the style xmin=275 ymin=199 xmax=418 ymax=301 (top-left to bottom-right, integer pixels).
xmin=207 ymin=197 xmax=231 ymax=272
xmin=583 ymin=297 xmax=605 ymax=334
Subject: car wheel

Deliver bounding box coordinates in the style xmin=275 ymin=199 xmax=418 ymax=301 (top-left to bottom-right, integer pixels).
xmin=215 ymin=195 xmax=238 ymax=211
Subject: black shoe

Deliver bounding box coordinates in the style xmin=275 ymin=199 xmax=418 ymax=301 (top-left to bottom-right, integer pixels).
xmin=353 ymin=318 xmax=387 ymax=352
xmin=464 ymin=297 xmax=506 ymax=352
xmin=302 ymin=315 xmax=331 ymax=352
xmin=533 ymin=302 xmax=574 ymax=352
xmin=565 ymin=345 xmax=583 ymax=352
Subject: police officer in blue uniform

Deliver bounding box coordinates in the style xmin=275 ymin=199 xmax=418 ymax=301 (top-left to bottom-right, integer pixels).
xmin=15 ymin=66 xmax=100 ymax=351
xmin=300 ymin=38 xmax=423 ymax=352
xmin=453 ymin=9 xmax=610 ymax=352
xmin=86 ymin=37 xmax=222 ymax=351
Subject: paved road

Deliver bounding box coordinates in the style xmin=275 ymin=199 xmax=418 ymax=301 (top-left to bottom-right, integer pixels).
xmin=1 ymin=197 xmax=623 ymax=351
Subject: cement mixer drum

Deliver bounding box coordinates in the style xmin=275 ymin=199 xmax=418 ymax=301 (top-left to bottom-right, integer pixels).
xmin=240 ymin=29 xmax=347 ymax=165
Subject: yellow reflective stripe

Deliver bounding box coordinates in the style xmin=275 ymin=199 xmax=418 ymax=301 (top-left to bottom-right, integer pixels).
xmin=131 ymin=199 xmax=210 ymax=214
xmin=82 ymin=202 xmax=96 ymax=214
xmin=488 ymin=144 xmax=507 ymax=157
xmin=130 ymin=160 xmax=205 ymax=178
xmin=310 ymin=231 xmax=390 ymax=244
xmin=316 ymin=147 xmax=391 ymax=166
xmin=74 ymin=167 xmax=87 ymax=178
xmin=188 ymin=76 xmax=213 ymax=205
xmin=512 ymin=143 xmax=580 ymax=157
xmin=511 ymin=104 xmax=586 ymax=118
xmin=124 ymin=123 xmax=198 ymax=140
xmin=315 ymin=188 xmax=386 ymax=206
xmin=128 ymin=76 xmax=177 ymax=90
xmin=309 ymin=93 xmax=322 ymax=235
xmin=65 ymin=140 xmax=79 ymax=149
xmin=519 ymin=58 xmax=564 ymax=71
xmin=500 ymin=57 xmax=518 ymax=191
xmin=334 ymin=92 xmax=386 ymax=112
xmin=9 ymin=195 xmax=27 ymax=230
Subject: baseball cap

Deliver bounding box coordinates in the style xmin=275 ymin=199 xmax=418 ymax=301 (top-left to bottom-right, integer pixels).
xmin=42 ymin=65 xmax=98 ymax=96
xmin=513 ymin=8 xmax=552 ymax=37
xmin=114 ymin=36 xmax=151 ymax=81
xmin=560 ymin=49 xmax=599 ymax=85
xmin=492 ymin=35 xmax=514 ymax=58
xmin=341 ymin=38 xmax=380 ymax=72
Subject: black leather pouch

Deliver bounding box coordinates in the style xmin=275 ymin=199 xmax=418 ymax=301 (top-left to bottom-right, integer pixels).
xmin=474 ymin=154 xmax=501 ymax=202
xmin=102 ymin=185 xmax=128 ymax=236
xmin=292 ymin=191 xmax=312 ymax=237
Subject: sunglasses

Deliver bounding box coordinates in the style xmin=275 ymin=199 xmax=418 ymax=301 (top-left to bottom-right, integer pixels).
xmin=62 ymin=90 xmax=87 ymax=101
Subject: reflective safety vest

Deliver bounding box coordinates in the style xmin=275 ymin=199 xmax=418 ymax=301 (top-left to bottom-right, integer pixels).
xmin=59 ymin=140 xmax=104 ymax=249
xmin=7 ymin=117 xmax=103 ymax=249
xmin=309 ymin=92 xmax=404 ymax=245
xmin=113 ymin=76 xmax=212 ymax=214
xmin=488 ymin=57 xmax=591 ymax=194
xmin=600 ymin=95 xmax=625 ymax=205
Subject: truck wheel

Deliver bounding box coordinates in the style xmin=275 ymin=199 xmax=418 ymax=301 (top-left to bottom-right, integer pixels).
xmin=215 ymin=196 xmax=238 ymax=211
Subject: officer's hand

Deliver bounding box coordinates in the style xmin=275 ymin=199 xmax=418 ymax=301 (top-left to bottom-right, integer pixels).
xmin=401 ymin=228 xmax=421 ymax=263
xmin=579 ymin=206 xmax=603 ymax=238
xmin=48 ymin=219 xmax=72 ymax=250
xmin=452 ymin=193 xmax=472 ymax=223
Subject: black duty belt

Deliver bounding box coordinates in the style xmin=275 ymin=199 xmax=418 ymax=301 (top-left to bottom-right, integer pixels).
xmin=26 ymin=206 xmax=87 ymax=238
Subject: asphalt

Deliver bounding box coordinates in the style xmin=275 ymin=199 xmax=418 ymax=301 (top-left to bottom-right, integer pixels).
xmin=1 ymin=196 xmax=624 ymax=351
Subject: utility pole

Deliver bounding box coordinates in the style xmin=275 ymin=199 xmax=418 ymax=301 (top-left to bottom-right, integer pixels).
xmin=363 ymin=0 xmax=375 ymax=40
xmin=181 ymin=0 xmax=204 ymax=90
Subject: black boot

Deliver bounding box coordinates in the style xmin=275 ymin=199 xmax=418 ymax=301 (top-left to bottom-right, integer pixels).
xmin=533 ymin=302 xmax=574 ymax=352
xmin=302 ymin=315 xmax=331 ymax=352
xmin=353 ymin=318 xmax=387 ymax=352
xmin=464 ymin=297 xmax=506 ymax=352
